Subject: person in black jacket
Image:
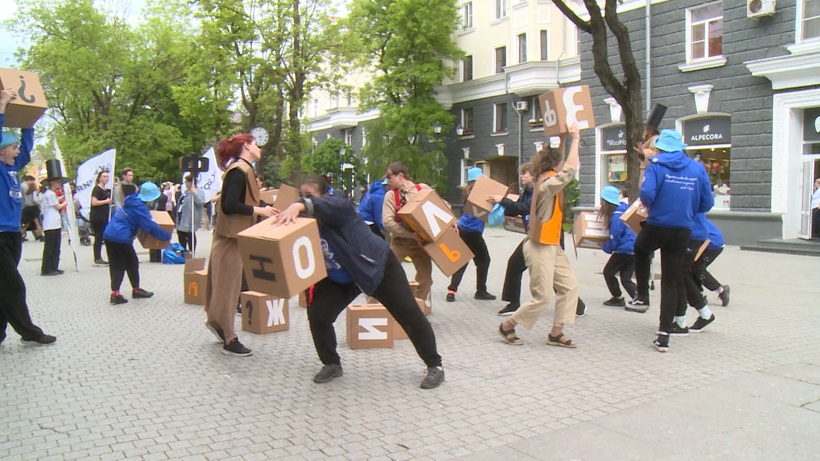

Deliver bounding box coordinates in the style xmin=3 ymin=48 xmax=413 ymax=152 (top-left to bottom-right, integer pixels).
xmin=274 ymin=175 xmax=444 ymax=389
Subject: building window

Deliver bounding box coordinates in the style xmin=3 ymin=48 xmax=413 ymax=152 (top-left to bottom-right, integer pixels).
xmin=495 ymin=46 xmax=507 ymax=73
xmin=494 ymin=103 xmax=508 ymax=133
xmin=687 ymin=2 xmax=723 ymax=62
xmin=801 ymin=0 xmax=820 ymax=41
xmin=540 ymin=30 xmax=549 ymax=60
xmin=462 ymin=2 xmax=473 ymax=29
xmin=495 ymin=0 xmax=507 ymax=19
xmin=344 ymin=128 xmax=353 ymax=147
xmin=517 ymin=33 xmax=527 ymax=63
xmin=462 ymin=55 xmax=473 ymax=82
xmin=461 ymin=108 xmax=474 ymax=134
xmin=529 ymin=96 xmax=543 ymax=126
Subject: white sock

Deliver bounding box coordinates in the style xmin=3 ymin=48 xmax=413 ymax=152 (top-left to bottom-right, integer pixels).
xmin=675 ymin=316 xmax=687 ymax=328
xmin=698 ymin=306 xmax=713 ymax=319
xmin=717 ymin=286 xmax=724 ymax=294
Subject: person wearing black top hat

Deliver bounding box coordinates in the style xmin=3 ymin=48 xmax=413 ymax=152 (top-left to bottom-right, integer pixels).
xmin=0 ymin=88 xmax=57 ymax=346
xmin=40 ymin=160 xmax=69 ymax=276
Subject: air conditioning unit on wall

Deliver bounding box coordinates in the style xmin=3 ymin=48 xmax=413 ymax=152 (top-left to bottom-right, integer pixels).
xmin=747 ymin=0 xmax=776 ymax=18
xmin=515 ymin=100 xmax=528 ymax=112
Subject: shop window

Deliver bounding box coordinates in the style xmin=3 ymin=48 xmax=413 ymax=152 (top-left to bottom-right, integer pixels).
xmin=599 ymin=124 xmax=629 ymax=194
xmin=691 ymin=149 xmax=731 ymax=209
xmin=687 ymin=2 xmax=723 ymax=62
xmin=801 ymin=0 xmax=820 ymax=41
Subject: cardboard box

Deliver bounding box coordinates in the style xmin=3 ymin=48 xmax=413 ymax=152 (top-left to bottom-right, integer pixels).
xmin=237 ymin=217 xmax=327 ymax=299
xmin=538 ymin=85 xmax=596 ymax=137
xmin=297 ymin=290 xmax=307 ymax=308
xmin=346 ymin=304 xmax=394 ymax=350
xmin=422 ymin=225 xmax=474 ymax=277
xmin=240 ymin=291 xmax=289 ymax=334
xmin=272 ymin=183 xmax=300 ymax=211
xmin=574 ymin=212 xmax=610 ymax=250
xmin=465 ymin=175 xmax=509 ymax=221
xmin=504 ymin=216 xmax=526 ymax=234
xmin=0 ymin=68 xmax=47 ymax=128
xmin=620 ymin=199 xmax=648 ymax=235
xmin=259 ymin=189 xmax=276 ymax=205
xmin=694 ymin=239 xmax=711 ymax=261
xmin=397 ymin=189 xmax=455 ymax=243
xmin=137 ymin=210 xmax=175 ymax=250
xmin=183 ymin=258 xmax=208 ymax=305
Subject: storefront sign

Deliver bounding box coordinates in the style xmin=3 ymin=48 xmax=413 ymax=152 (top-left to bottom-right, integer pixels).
xmin=682 ymin=116 xmax=731 ymax=147
xmin=601 ymin=125 xmax=627 ymax=151
xmin=803 ymin=107 xmax=820 ymax=142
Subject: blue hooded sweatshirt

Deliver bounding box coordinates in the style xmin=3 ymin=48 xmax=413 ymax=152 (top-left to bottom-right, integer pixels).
xmin=357 ymin=180 xmax=387 ymax=231
xmin=602 ymin=202 xmax=635 ymax=255
xmin=640 ymin=150 xmax=713 ymax=230
xmin=103 ymin=193 xmax=173 ymax=244
xmin=0 ymin=117 xmax=35 ymax=232
xmin=457 ymin=208 xmax=485 ymax=233
xmin=691 ymin=213 xmax=725 ymax=249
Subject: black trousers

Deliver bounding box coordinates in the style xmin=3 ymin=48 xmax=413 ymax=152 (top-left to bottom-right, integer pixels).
xmin=0 ymin=232 xmax=45 ymax=342
xmin=177 ymin=230 xmax=197 ymax=252
xmin=634 ymin=223 xmax=691 ymax=334
xmin=307 ymin=252 xmax=442 ymax=368
xmin=501 ymin=239 xmax=526 ymax=305
xmin=603 ymin=252 xmax=637 ymax=299
xmin=105 ymin=241 xmax=140 ymax=292
xmin=677 ymin=240 xmax=707 ymax=316
xmin=692 ymin=247 xmax=723 ymax=292
xmin=448 ymin=228 xmax=491 ymax=293
xmin=813 ymin=208 xmax=820 ymax=239
xmin=20 ymin=206 xmax=39 ymax=232
xmin=41 ymin=229 xmax=61 ymax=274
xmin=367 ymin=223 xmax=385 ymax=240
xmin=91 ymin=219 xmax=107 ymax=261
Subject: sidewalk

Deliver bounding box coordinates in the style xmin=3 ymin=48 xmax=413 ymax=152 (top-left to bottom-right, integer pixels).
xmin=1 ymin=228 xmax=818 ymax=460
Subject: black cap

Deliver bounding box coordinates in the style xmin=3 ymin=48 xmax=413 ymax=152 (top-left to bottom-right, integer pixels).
xmin=645 ymin=103 xmax=667 ymax=130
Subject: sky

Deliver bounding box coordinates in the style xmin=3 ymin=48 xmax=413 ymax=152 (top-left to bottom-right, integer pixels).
xmin=0 ymin=0 xmax=20 ymax=66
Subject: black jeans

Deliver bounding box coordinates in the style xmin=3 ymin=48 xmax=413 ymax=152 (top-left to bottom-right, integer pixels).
xmin=603 ymin=252 xmax=637 ymax=299
xmin=105 ymin=241 xmax=140 ymax=292
xmin=692 ymin=247 xmax=723 ymax=292
xmin=634 ymin=223 xmax=691 ymax=334
xmin=307 ymin=252 xmax=442 ymax=368
xmin=91 ymin=219 xmax=107 ymax=260
xmin=0 ymin=232 xmax=45 ymax=342
xmin=448 ymin=228 xmax=491 ymax=293
xmin=677 ymin=240 xmax=707 ymax=316
xmin=41 ymin=229 xmax=61 ymax=274
xmin=501 ymin=238 xmax=526 ymax=305
xmin=177 ymin=230 xmax=197 ymax=252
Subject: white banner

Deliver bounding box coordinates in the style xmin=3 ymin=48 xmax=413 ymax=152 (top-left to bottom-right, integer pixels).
xmin=75 ymin=148 xmax=116 ymax=216
xmin=181 ymin=147 xmax=221 ymax=202
xmin=54 ymin=138 xmax=85 ymax=271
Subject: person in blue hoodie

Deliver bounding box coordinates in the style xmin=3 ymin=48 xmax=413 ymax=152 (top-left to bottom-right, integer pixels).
xmin=446 ymin=167 xmax=496 ymax=303
xmin=0 ymin=88 xmax=57 ymax=346
xmin=691 ymin=214 xmax=730 ymax=307
xmin=630 ymin=129 xmax=713 ymax=352
xmin=103 ymin=182 xmax=172 ymax=305
xmin=274 ymin=175 xmax=445 ymax=389
xmin=356 ymin=179 xmax=388 ymax=238
xmin=598 ymin=186 xmax=637 ymax=307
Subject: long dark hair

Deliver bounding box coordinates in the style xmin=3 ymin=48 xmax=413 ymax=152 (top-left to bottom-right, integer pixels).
xmin=597 ymin=200 xmax=617 ymax=228
xmin=463 ymin=181 xmax=475 ymax=200
xmin=95 ymin=170 xmax=109 ymax=186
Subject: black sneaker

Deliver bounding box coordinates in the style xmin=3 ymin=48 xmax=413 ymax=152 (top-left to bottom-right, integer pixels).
xmin=718 ymin=286 xmax=730 ymax=307
xmin=132 ymin=288 xmax=154 ymax=299
xmin=576 ymin=298 xmax=586 ymax=317
xmin=625 ymin=298 xmax=650 ymax=313
xmin=690 ymin=314 xmax=715 ymax=332
xmin=205 ymin=322 xmax=225 ymax=343
xmin=498 ymin=304 xmax=519 ymax=316
xmin=41 ymin=271 xmax=59 ymax=276
xmin=474 ymin=291 xmax=497 ymax=301
xmin=420 ymin=366 xmax=445 ymax=389
xmin=110 ymin=294 xmax=128 ymax=304
xmin=653 ymin=336 xmax=669 ymax=353
xmin=222 ymin=338 xmax=252 ymax=357
xmin=313 ymin=364 xmax=343 ymax=383
xmin=94 ymin=259 xmax=109 ymax=265
xmin=446 ymin=291 xmax=455 ymax=302
xmin=21 ymin=334 xmax=57 ymax=345
xmin=603 ymin=297 xmax=626 ymax=307
xmin=669 ymin=324 xmax=689 ymax=336
xmin=55 ymin=269 xmax=64 ymax=275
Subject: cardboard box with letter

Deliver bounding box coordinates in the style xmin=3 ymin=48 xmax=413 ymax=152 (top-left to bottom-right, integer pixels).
xmin=422 ymin=225 xmax=474 ymax=277
xmin=573 ymin=212 xmax=610 ymax=250
xmin=465 ymin=176 xmax=509 ymax=222
xmin=620 ymin=199 xmax=649 ymax=235
xmin=397 ymin=189 xmax=456 ymax=243
xmin=237 ymin=217 xmax=327 ymax=299
xmin=240 ymin=291 xmax=289 ymax=334
xmin=183 ymin=258 xmax=208 ymax=305
xmin=137 ymin=210 xmax=175 ymax=250
xmin=538 ymin=85 xmax=596 ymax=136
xmin=0 ymin=68 xmax=48 ymax=128
xmin=346 ymin=304 xmax=394 ymax=350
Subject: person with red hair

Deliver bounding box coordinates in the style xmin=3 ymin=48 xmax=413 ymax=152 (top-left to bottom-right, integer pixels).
xmin=205 ymin=133 xmax=277 ymax=356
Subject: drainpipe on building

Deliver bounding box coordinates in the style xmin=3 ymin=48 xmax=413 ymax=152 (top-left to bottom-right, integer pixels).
xmin=645 ymin=0 xmax=651 ymax=116
xmin=504 ymin=71 xmax=524 ymax=188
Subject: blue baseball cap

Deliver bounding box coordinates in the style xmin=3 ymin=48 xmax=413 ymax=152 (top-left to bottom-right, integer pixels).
xmin=654 ymin=129 xmax=687 ymax=152
xmin=0 ymin=131 xmax=20 ymax=149
xmin=600 ymin=186 xmax=621 ymax=205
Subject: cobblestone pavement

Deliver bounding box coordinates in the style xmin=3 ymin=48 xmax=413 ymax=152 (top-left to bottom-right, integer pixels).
xmin=2 ymin=228 xmax=818 ymax=460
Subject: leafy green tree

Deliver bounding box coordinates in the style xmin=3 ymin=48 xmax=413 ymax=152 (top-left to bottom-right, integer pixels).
xmin=345 ymin=0 xmax=462 ymax=190
xmin=302 ymin=137 xmax=364 ymax=194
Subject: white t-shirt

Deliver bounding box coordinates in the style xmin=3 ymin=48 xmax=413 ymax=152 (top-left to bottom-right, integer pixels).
xmin=41 ymin=189 xmax=62 ymax=231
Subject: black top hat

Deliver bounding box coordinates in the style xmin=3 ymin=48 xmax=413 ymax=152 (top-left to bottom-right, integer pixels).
xmin=44 ymin=159 xmax=70 ymax=184
xmin=645 ymin=103 xmax=667 ymax=131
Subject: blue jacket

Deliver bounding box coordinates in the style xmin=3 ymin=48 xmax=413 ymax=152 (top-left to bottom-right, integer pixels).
xmin=640 ymin=150 xmax=713 ymax=230
xmin=500 ymin=186 xmax=532 ymax=230
xmin=303 ymin=195 xmax=390 ymax=295
xmin=457 ymin=207 xmax=485 ymax=233
xmin=357 ymin=180 xmax=387 ymax=231
xmin=692 ymin=213 xmax=725 ymax=249
xmin=0 ymin=116 xmax=35 ymax=232
xmin=103 ymin=194 xmax=172 ymax=244
xmin=602 ymin=202 xmax=635 ymax=255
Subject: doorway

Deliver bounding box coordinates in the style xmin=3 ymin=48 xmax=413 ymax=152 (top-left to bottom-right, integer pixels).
xmin=800 ymin=157 xmax=820 ymax=240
